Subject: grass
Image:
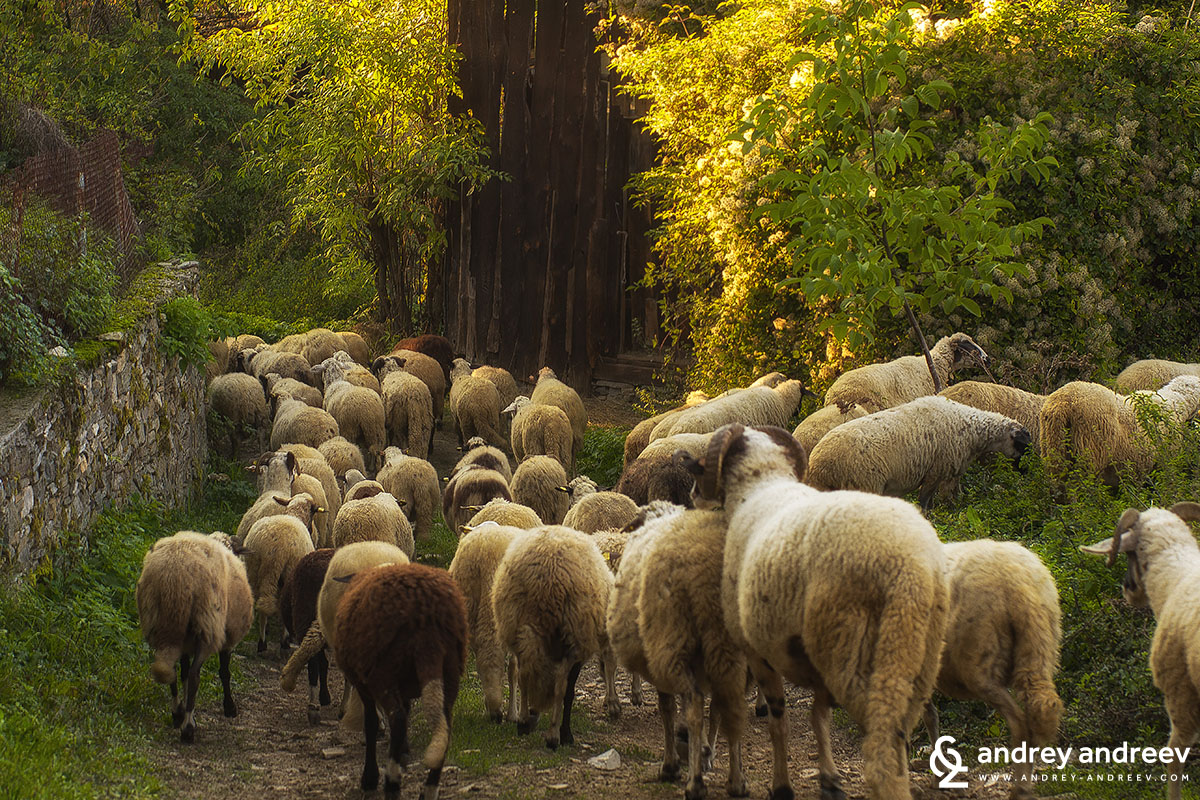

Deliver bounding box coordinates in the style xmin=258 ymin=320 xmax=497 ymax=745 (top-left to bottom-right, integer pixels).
xmin=577 ymin=425 xmax=629 ymax=487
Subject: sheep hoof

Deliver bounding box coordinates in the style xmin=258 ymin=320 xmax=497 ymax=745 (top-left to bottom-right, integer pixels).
xmin=361 ymin=773 xmax=379 ymax=791
xmin=319 ymin=689 xmax=331 ymax=706
xmin=755 ymin=703 xmax=768 ymax=718
xmin=818 ymin=775 xmax=845 ymax=800
xmin=180 ymin=724 xmax=196 ymax=744
xmin=629 ymin=692 xmax=643 ymax=706
xmin=224 ymin=698 xmax=238 ymax=718
xmin=659 ymin=764 xmax=681 ymax=783
xmin=384 ymin=776 xmax=400 ymax=799
xmin=684 ymin=777 xmax=707 ymax=800
xmin=490 ymin=711 xmax=504 ymax=724
xmin=768 ymin=787 xmax=794 ymax=800
xmin=545 ymin=735 xmax=559 ymax=750
xmin=700 ymin=744 xmax=713 ymax=773
xmin=256 ymin=639 xmax=267 ymax=654
xmin=605 ymin=699 xmax=621 ymax=720
xmin=171 ymin=710 xmax=185 ymax=729
xmin=726 ymin=777 xmax=749 ymax=798
xmin=516 ymin=721 xmax=534 ymax=735
xmin=560 ymin=727 xmax=574 ymax=747
xmin=307 ymin=706 xmax=321 ymax=725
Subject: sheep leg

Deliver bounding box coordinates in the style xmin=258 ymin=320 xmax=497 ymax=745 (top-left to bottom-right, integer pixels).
xmin=684 ymin=690 xmax=708 ymax=800
xmin=169 ymin=657 xmax=186 ymax=728
xmin=546 ymin=660 xmax=581 ymax=750
xmin=757 ymin=666 xmax=793 ymax=800
xmin=219 ymin=650 xmax=237 ymax=718
xmin=812 ymin=687 xmax=845 ymax=800
xmin=922 ymin=700 xmax=940 ymax=745
xmin=602 ymin=650 xmax=620 ymax=719
xmin=515 ymin=669 xmax=535 ymax=735
xmin=659 ymin=692 xmax=681 ymax=782
xmin=360 ymin=688 xmax=381 ymax=791
xmin=384 ymin=703 xmax=411 ymax=799
xmin=180 ymin=650 xmax=207 ymax=743
xmin=477 ymin=640 xmax=506 ymax=723
xmin=754 ymin=680 xmax=768 ymax=717
xmin=257 ymin=612 xmax=268 ymax=654
xmin=317 ymin=649 xmax=331 ymax=706
xmin=505 ymin=654 xmax=520 ymax=723
xmin=629 ymin=672 xmax=644 ymax=706
xmin=714 ymin=678 xmax=748 ymax=797
xmin=306 ymin=656 xmax=322 ymax=724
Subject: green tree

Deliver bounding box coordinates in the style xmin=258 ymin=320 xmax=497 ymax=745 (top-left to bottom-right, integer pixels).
xmin=176 ymin=0 xmax=494 ymax=332
xmin=736 ymin=0 xmax=1057 ymax=389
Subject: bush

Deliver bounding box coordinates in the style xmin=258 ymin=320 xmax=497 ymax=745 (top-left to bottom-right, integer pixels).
xmin=157 ymin=295 xmax=213 ymax=371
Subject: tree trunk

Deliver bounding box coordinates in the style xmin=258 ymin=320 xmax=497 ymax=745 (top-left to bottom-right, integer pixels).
xmin=368 ymin=214 xmax=411 ymax=334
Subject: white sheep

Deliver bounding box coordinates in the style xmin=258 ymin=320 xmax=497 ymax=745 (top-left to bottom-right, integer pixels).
xmin=649 ymin=379 xmax=812 ymax=442
xmin=473 ymin=364 xmax=519 ymax=410
xmin=637 ymin=432 xmax=711 ymax=462
xmin=269 ymin=392 xmax=340 ymax=451
xmin=240 ymin=493 xmax=320 ymax=653
xmin=1115 ymin=359 xmax=1200 ymax=393
xmin=317 ymin=435 xmax=367 ymax=478
xmin=136 ymin=531 xmax=253 ymax=742
xmin=448 ymin=523 xmax=529 ymax=722
xmin=449 ymin=358 xmax=508 ymax=451
xmin=681 ymin=424 xmax=947 ymax=800
xmin=236 ymin=450 xmax=298 ymax=541
xmin=607 ymin=504 xmax=746 ymax=799
xmin=376 ymin=446 xmax=441 ymax=541
xmin=562 ymin=490 xmax=642 ymax=534
xmin=806 ymin=396 xmax=1032 ymax=510
xmin=443 ymin=464 xmax=512 ymax=534
xmin=279 ymin=443 xmax=342 ymax=532
xmin=314 ymin=355 xmax=387 ymax=473
xmin=1040 ymin=375 xmax=1200 ymax=487
xmin=1082 ymin=503 xmax=1200 ymax=800
xmin=373 ymin=355 xmax=436 ymax=458
xmin=337 ymin=330 xmax=371 ymax=365
xmin=929 ymin=540 xmax=1062 ymax=799
xmin=207 ymin=372 xmax=269 ymax=458
xmin=791 ymin=402 xmax=869 ymax=454
xmin=245 ymin=345 xmax=313 ymax=385
xmin=264 ymin=372 xmax=323 ymax=409
xmin=390 ymin=348 xmax=447 ymax=429
xmin=623 ymin=391 xmax=711 ymax=467
xmin=333 ymin=474 xmax=415 ymax=557
xmin=824 ymin=331 xmax=991 ymax=413
xmin=939 ymin=381 xmax=1047 ymax=449
xmin=505 ymin=395 xmax=574 ymax=472
xmin=530 ymin=367 xmax=587 ymax=461
xmin=491 ymin=525 xmax=617 ymax=748
xmin=463 ymin=499 xmax=543 ymax=532
xmin=511 ymin=455 xmax=570 ymax=525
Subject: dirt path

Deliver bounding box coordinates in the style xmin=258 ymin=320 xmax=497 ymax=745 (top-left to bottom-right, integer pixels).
xmin=155 ymin=393 xmax=1016 ymax=800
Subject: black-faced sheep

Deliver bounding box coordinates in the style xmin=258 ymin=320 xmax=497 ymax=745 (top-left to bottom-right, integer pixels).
xmin=928 ymin=540 xmax=1062 ymax=800
xmin=376 ymin=447 xmax=441 ymax=541
xmin=449 ymin=523 xmax=529 ymax=722
xmin=1040 ymin=375 xmax=1200 ymax=487
xmin=511 ymin=455 xmax=570 ymax=526
xmin=824 ymin=332 xmax=991 ymax=413
xmin=314 ymin=355 xmax=387 ymax=473
xmin=449 ymin=358 xmax=508 ymax=451
xmin=335 ymin=562 xmax=467 ymax=800
xmin=505 ymin=396 xmax=574 ymax=472
xmin=136 ymin=531 xmax=253 ymax=742
xmin=279 ymin=547 xmax=335 ymax=724
xmin=208 ymin=372 xmax=269 ymax=458
xmin=491 ymin=525 xmax=615 ymax=748
xmin=681 ymin=424 xmax=947 ymax=800
xmin=373 ymin=356 xmax=435 ymax=459
xmin=443 ymin=464 xmax=512 ymax=534
xmin=529 ymin=367 xmax=587 ymax=462
xmin=562 ymin=491 xmax=640 ymax=535
xmin=806 ymin=396 xmax=1031 ymax=510
xmin=1114 ymin=359 xmax=1200 ymax=393
xmin=1082 ymin=503 xmax=1200 ymax=800
xmin=649 ymin=380 xmax=813 ymax=442
xmin=607 ymin=504 xmax=746 ymax=799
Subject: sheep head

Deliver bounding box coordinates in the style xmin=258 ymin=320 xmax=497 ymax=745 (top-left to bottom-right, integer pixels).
xmin=371 ymin=355 xmax=406 ymax=378
xmin=1081 ymin=508 xmax=1147 ymax=606
xmin=677 ymin=424 xmax=808 ymax=507
xmin=503 ymin=396 xmax=531 ymax=415
xmin=948 ymin=333 xmax=993 ymax=378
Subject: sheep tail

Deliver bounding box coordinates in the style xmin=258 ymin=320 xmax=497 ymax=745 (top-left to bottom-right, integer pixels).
xmin=1011 ymin=615 xmax=1063 ymax=745
xmin=420 ymin=678 xmax=450 ymax=769
xmin=860 ymin=576 xmax=944 ymax=797
xmin=151 ymin=646 xmax=180 ymax=684
xmin=479 ymin=417 xmax=509 ymax=452
xmin=255 ymin=593 xmax=279 ymax=617
xmin=281 ymin=621 xmax=325 ymax=692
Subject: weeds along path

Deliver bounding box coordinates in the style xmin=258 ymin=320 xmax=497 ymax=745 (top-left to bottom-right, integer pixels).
xmin=144 ymin=395 xmax=1008 ymax=800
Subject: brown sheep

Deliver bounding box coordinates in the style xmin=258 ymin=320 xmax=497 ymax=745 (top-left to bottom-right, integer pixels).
xmin=279 ymin=548 xmax=335 ymax=724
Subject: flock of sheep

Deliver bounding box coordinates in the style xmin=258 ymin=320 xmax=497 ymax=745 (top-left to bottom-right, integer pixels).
xmin=131 ymin=326 xmax=1200 ymax=800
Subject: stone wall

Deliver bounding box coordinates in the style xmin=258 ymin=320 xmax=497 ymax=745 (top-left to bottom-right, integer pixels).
xmin=0 ymin=262 xmax=207 ymax=580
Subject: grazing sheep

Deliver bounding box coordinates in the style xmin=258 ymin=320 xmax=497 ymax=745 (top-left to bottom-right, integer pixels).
xmin=607 ymin=504 xmax=746 ymax=799
xmin=824 ymin=331 xmax=991 ymax=413
xmin=1114 ymin=359 xmax=1200 ymax=393
xmin=337 ymin=331 xmax=371 ymax=365
xmin=614 ymin=456 xmax=695 ymax=508
xmin=638 ymin=432 xmax=711 ymax=463
xmin=341 ymin=361 xmax=383 ymax=395
xmin=279 ymin=443 xmax=342 ymax=532
xmin=246 ymin=346 xmax=313 ymax=385
xmin=376 ymin=447 xmax=441 ymax=541
xmin=373 ymin=356 xmax=435 ymax=459
xmin=927 ymin=540 xmax=1062 ymax=800
xmin=807 ymin=396 xmax=1032 ymax=510
xmin=474 ymin=365 xmax=519 ymax=410
xmin=300 ymin=328 xmax=348 ymax=367
xmin=279 ymin=548 xmax=335 ymax=724
xmin=792 ymin=402 xmax=870 ymax=453
xmin=241 ymin=493 xmax=320 ymax=653
xmin=391 ymin=334 xmax=454 ymax=385
xmin=650 ymin=380 xmax=813 ymax=442
xmin=333 ymin=477 xmax=415 ymax=557
xmin=492 ymin=525 xmax=617 ymax=748
xmin=562 ymin=491 xmax=640 ymax=534
xmin=205 ymin=338 xmax=230 ymax=385
xmin=529 ymin=367 xmax=587 ymax=459
xmin=450 ymin=358 xmax=508 ymax=451
xmin=270 ymin=392 xmax=340 ymax=451
xmin=680 ymin=424 xmax=948 ymax=800
xmin=940 ymin=381 xmax=1047 ymax=450
xmin=390 ymin=349 xmax=447 ymax=430
xmin=452 ymin=438 xmax=513 ymax=483
xmin=334 ymin=563 xmax=468 ymax=800
xmin=463 ymin=499 xmax=543 ymax=532
xmin=207 ymin=372 xmax=269 ymax=458
xmin=313 ymin=355 xmax=387 ymax=474
xmin=1040 ymin=375 xmax=1200 ymax=487
xmin=505 ymin=396 xmax=574 ymax=472
xmin=448 ymin=523 xmax=529 ymax=722
xmin=443 ymin=464 xmax=512 ymax=534
xmin=318 ymin=435 xmax=367 ymax=479
xmin=511 ymin=455 xmax=570 ymax=526
xmin=1081 ymin=503 xmax=1200 ymax=800
xmin=136 ymin=531 xmax=253 ymax=742
xmin=264 ymin=373 xmax=323 ymax=409
xmin=623 ymin=392 xmax=711 ymax=467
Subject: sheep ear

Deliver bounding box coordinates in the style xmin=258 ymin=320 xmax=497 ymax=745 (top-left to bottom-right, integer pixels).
xmin=332 ymin=573 xmax=355 ymax=584
xmin=555 ymin=486 xmax=569 ymax=493
xmin=273 ymin=494 xmax=290 ymax=506
xmin=371 ymin=356 xmax=387 ymax=372
xmin=286 ymin=450 xmax=298 ymax=478
xmin=801 ymin=385 xmax=819 ymax=400
xmin=1082 ymin=508 xmax=1142 ymax=567
xmin=460 ymin=524 xmax=473 ymax=535
xmin=1170 ymin=502 xmax=1200 ymax=523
